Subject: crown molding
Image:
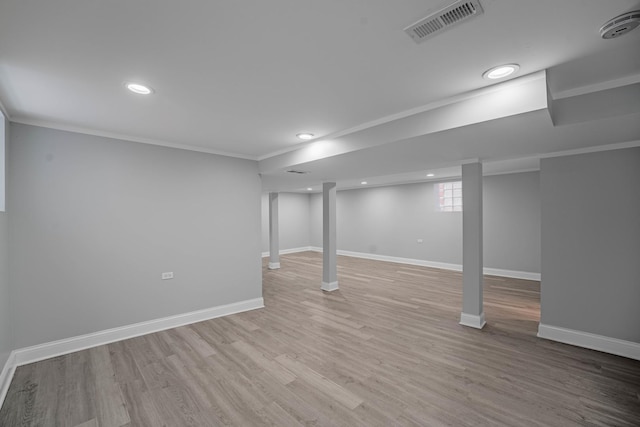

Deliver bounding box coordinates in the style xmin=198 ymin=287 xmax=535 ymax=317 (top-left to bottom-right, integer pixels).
xmin=539 ymin=140 xmax=640 ymax=159
xmin=9 ymin=117 xmax=259 ymax=161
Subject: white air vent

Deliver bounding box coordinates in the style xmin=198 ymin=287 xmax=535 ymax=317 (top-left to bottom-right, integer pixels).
xmin=286 ymin=170 xmax=309 ymax=175
xmin=405 ymin=0 xmax=484 ymax=44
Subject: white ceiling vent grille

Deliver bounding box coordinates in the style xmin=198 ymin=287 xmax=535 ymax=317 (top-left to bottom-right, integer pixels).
xmin=405 ymin=0 xmax=484 ymax=44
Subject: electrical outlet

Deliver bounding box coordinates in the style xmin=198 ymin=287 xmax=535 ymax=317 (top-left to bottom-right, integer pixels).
xmin=161 ymin=272 xmax=174 ymax=280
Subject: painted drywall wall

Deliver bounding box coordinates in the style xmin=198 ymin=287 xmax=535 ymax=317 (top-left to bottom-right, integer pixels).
xmin=0 ymin=111 xmax=5 ymax=212
xmin=8 ymin=124 xmax=262 ymax=348
xmin=308 ymin=172 xmax=540 ymax=273
xmin=0 ymin=212 xmax=9 ymax=369
xmin=484 ymin=172 xmax=540 ymax=273
xmin=261 ymin=192 xmax=310 ymax=253
xmin=310 ymin=192 xmax=322 ymax=249
xmin=335 ymin=182 xmax=463 ymax=263
xmin=540 ymin=148 xmax=640 ymax=343
xmin=0 ymin=113 xmax=11 ymax=368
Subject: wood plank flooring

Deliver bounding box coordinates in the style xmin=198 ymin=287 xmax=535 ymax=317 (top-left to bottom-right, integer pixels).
xmin=1 ymin=251 xmax=639 ymax=426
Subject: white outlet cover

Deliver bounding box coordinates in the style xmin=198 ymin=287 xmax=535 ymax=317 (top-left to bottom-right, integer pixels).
xmin=162 ymin=272 xmax=174 ymax=280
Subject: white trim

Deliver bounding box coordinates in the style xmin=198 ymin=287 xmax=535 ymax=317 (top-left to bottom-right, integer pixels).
xmin=537 ymin=324 xmax=640 ymax=361
xmin=0 ymin=97 xmax=10 ymax=120
xmin=262 ymin=246 xmax=314 ymax=258
xmin=0 ymin=297 xmax=262 ymax=407
xmin=268 ymin=262 xmax=281 ymax=270
xmin=11 ymin=297 xmax=264 ymax=367
xmin=460 ymin=312 xmax=486 ymax=329
xmin=10 ymin=118 xmax=257 ymax=161
xmin=309 ymin=247 xmax=540 ymax=281
xmin=553 ymin=73 xmax=640 ymax=100
xmin=539 ymin=140 xmax=640 ymax=160
xmin=0 ymin=352 xmax=16 ymax=408
xmin=321 ymin=281 xmax=339 ymax=292
xmin=320 ymin=247 xmax=463 ymax=272
xmin=483 ymin=167 xmax=540 ymax=177
xmin=483 ymin=267 xmax=540 ymax=281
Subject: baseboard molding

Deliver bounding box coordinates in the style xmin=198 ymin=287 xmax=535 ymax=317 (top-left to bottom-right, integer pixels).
xmin=1 ymin=297 xmax=264 ymax=408
xmin=0 ymin=352 xmax=16 ymax=410
xmin=321 ymin=281 xmax=339 ymax=292
xmin=262 ymin=246 xmax=314 ymax=258
xmin=11 ymin=297 xmax=264 ymax=368
xmin=460 ymin=312 xmax=486 ymax=329
xmin=309 ymin=247 xmax=540 ymax=281
xmin=538 ymin=323 xmax=640 ymax=361
xmin=483 ymin=267 xmax=540 ymax=281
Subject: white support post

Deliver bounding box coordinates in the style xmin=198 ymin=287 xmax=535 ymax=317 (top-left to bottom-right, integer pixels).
xmin=321 ymin=182 xmax=339 ymax=291
xmin=460 ymin=162 xmax=485 ymax=329
xmin=268 ymin=192 xmax=280 ymax=270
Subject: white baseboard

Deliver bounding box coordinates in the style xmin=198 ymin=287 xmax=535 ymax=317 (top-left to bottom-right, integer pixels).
xmin=262 ymin=246 xmax=314 ymax=258
xmin=0 ymin=352 xmax=16 ymax=410
xmin=337 ymin=249 xmax=463 ymax=272
xmin=460 ymin=312 xmax=486 ymax=329
xmin=538 ymin=324 xmax=640 ymax=361
xmin=1 ymin=297 xmax=264 ymax=408
xmin=321 ymin=281 xmax=339 ymax=292
xmin=309 ymin=247 xmax=540 ymax=281
xmin=483 ymin=267 xmax=540 ymax=281
xmin=13 ymin=297 xmax=264 ymax=367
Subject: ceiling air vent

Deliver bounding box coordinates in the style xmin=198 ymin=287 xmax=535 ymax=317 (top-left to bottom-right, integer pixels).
xmin=404 ymin=0 xmax=484 ymax=44
xmin=286 ymin=170 xmax=309 ymax=175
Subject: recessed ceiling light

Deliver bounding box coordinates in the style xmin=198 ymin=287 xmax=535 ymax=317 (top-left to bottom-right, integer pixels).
xmin=482 ymin=64 xmax=519 ymax=80
xmin=126 ymin=82 xmax=153 ymax=95
xmin=307 ymin=187 xmax=313 ymax=191
xmin=427 ymin=173 xmax=435 ymax=177
xmin=296 ymin=133 xmax=314 ymax=140
xmin=361 ymin=181 xmax=368 ymax=185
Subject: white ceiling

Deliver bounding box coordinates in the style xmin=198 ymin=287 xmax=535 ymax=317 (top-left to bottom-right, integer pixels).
xmin=1 ymin=0 xmax=639 ymax=190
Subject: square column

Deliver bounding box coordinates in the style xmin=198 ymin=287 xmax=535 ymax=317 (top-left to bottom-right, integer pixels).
xmin=322 ymin=182 xmax=338 ymax=291
xmin=460 ymin=162 xmax=485 ymax=328
xmin=268 ymin=192 xmax=280 ymax=269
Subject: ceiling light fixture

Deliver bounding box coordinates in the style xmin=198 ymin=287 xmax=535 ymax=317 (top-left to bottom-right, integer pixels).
xmin=307 ymin=187 xmax=313 ymax=191
xmin=296 ymin=133 xmax=314 ymax=140
xmin=482 ymin=64 xmax=519 ymax=80
xmin=126 ymin=82 xmax=153 ymax=95
xmin=427 ymin=173 xmax=435 ymax=177
xmin=361 ymin=181 xmax=368 ymax=185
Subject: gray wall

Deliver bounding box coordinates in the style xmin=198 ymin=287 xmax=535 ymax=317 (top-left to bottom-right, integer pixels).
xmin=331 ymin=182 xmax=463 ymax=264
xmin=8 ymin=124 xmax=262 ymax=348
xmin=309 ymin=172 xmax=540 ymax=273
xmin=541 ymin=148 xmax=640 ymax=343
xmin=0 ymin=114 xmax=11 ymax=367
xmin=484 ymin=172 xmax=540 ymax=273
xmin=261 ymin=192 xmax=310 ymax=253
xmin=0 ymin=213 xmax=9 ymax=368
xmin=310 ymin=192 xmax=322 ymax=249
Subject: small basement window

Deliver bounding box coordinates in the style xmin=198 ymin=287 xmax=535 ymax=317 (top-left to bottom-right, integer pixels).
xmin=437 ymin=181 xmax=462 ymax=212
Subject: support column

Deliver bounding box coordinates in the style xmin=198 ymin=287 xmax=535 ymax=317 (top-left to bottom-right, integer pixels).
xmin=321 ymin=182 xmax=339 ymax=291
xmin=460 ymin=162 xmax=485 ymax=329
xmin=268 ymin=192 xmax=280 ymax=270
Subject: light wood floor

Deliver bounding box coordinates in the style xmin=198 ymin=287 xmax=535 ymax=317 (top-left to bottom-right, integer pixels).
xmin=1 ymin=252 xmax=639 ymax=426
